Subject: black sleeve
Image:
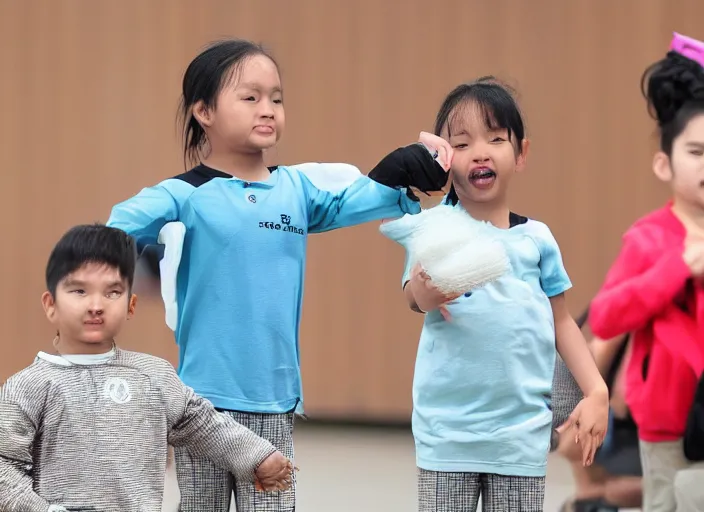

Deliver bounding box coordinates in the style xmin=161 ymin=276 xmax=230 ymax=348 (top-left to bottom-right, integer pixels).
xmin=138 ymin=245 xmax=164 ymax=279
xmin=367 ymin=143 xmax=449 ymax=201
xmin=575 ymin=305 xmax=590 ymax=329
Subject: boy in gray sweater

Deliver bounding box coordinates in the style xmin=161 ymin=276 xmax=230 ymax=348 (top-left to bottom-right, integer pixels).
xmin=0 ymin=224 xmax=292 ymax=511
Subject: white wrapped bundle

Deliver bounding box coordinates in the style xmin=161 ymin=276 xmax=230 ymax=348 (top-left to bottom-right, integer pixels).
xmin=380 ymin=205 xmax=510 ymax=295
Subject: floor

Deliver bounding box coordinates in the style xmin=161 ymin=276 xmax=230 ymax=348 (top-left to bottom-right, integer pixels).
xmin=162 ymin=422 xmax=640 ymax=511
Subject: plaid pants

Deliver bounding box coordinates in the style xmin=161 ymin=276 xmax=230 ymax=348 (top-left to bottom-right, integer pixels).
xmin=175 ymin=411 xmax=296 ymax=512
xmin=418 ymin=468 xmax=545 ymax=512
xmin=551 ymin=354 xmax=583 ymax=429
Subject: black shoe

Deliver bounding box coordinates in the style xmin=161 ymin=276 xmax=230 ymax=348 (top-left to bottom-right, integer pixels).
xmin=561 ymin=498 xmax=619 ymax=512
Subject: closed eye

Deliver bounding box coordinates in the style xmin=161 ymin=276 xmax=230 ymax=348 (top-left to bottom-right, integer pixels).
xmin=491 ymin=137 xmax=506 ymax=143
xmin=452 ymin=143 xmax=468 ymax=149
xmin=689 ymin=149 xmax=704 ymax=156
xmin=243 ymin=96 xmax=256 ymax=101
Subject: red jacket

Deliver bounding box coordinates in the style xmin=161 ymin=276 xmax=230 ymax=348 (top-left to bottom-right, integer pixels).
xmin=589 ymin=204 xmax=704 ymax=442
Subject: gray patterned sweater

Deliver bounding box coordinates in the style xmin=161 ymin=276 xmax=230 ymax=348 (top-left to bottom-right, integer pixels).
xmin=0 ymin=348 xmax=277 ymax=511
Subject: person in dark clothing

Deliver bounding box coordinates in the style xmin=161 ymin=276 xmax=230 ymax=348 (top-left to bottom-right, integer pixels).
xmin=557 ymin=308 xmax=642 ymax=512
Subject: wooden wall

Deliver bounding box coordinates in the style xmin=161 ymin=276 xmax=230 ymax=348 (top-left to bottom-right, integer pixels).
xmin=0 ymin=0 xmax=699 ymax=421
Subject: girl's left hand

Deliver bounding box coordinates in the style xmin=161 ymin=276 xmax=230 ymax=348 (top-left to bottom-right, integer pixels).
xmin=556 ymin=390 xmax=609 ymax=466
xmin=418 ymin=131 xmax=453 ymax=172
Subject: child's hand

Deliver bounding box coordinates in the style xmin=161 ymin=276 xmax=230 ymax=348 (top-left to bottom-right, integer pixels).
xmin=556 ymin=390 xmax=609 ymax=467
xmin=418 ymin=131 xmax=453 ymax=171
xmin=409 ymin=263 xmax=462 ymax=320
xmin=254 ymin=451 xmax=293 ymax=492
xmin=684 ymin=235 xmax=704 ymax=278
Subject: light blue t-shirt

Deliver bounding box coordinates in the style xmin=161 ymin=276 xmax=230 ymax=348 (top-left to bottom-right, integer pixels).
xmin=397 ymin=204 xmax=571 ymax=477
xmin=107 ymin=163 xmax=420 ymax=414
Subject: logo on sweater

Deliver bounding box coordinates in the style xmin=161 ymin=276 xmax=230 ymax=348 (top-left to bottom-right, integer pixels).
xmin=258 ymin=213 xmax=305 ymax=235
xmin=103 ymin=377 xmax=132 ymax=404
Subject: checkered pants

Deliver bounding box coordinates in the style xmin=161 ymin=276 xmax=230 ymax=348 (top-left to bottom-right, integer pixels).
xmin=418 ymin=468 xmax=545 ymax=512
xmin=175 ymin=411 xmax=296 ymax=512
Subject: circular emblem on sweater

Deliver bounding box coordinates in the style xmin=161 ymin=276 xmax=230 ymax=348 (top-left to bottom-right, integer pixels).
xmin=103 ymin=377 xmax=132 ymax=404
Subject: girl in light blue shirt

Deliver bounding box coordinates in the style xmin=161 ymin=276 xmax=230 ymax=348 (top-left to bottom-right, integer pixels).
xmin=107 ymin=38 xmax=450 ymax=512
xmin=388 ymin=77 xmax=610 ymax=512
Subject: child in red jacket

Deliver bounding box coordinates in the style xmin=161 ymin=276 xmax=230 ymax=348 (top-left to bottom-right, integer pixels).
xmin=590 ymin=34 xmax=704 ymax=512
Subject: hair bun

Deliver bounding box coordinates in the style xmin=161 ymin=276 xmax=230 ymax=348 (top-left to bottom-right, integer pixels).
xmin=643 ymin=51 xmax=704 ymax=126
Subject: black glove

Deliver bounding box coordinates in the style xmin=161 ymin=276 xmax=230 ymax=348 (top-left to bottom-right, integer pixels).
xmin=368 ymin=143 xmax=449 ymax=201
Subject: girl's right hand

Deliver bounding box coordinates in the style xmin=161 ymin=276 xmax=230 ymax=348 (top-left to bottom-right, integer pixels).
xmin=683 ymin=235 xmax=704 ymax=278
xmin=409 ymin=264 xmax=461 ymax=319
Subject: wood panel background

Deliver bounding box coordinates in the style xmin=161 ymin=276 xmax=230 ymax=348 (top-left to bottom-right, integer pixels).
xmin=0 ymin=0 xmax=699 ymax=421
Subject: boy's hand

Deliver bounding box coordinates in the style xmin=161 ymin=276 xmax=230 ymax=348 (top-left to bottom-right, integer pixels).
xmin=556 ymin=390 xmax=609 ymax=467
xmin=254 ymin=451 xmax=293 ymax=492
xmin=409 ymin=263 xmax=462 ymax=320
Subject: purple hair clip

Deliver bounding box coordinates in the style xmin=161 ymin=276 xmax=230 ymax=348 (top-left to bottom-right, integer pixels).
xmin=670 ymin=32 xmax=704 ymax=68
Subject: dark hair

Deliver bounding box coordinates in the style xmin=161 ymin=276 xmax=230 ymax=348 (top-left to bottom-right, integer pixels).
xmin=642 ymin=51 xmax=704 ymax=156
xmin=434 ymin=76 xmax=526 ymax=205
xmin=179 ymin=39 xmax=279 ymax=167
xmin=46 ymin=224 xmax=137 ymax=297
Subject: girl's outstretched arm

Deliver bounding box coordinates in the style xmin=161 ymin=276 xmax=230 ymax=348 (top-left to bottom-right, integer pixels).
xmin=107 ymin=179 xmax=193 ymax=248
xmin=552 ymin=293 xmax=609 ymax=467
xmin=302 ymin=133 xmax=451 ymax=233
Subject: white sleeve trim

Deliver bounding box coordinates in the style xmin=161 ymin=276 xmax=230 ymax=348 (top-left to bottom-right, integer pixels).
xmin=288 ymin=162 xmax=363 ymax=193
xmin=157 ymin=222 xmax=187 ymax=331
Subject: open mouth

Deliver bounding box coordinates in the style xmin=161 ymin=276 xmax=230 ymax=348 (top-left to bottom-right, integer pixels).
xmin=469 ymin=168 xmax=497 ymax=189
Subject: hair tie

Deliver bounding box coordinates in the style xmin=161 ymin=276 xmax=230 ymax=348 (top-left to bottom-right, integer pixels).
xmin=670 ymin=32 xmax=704 ymax=69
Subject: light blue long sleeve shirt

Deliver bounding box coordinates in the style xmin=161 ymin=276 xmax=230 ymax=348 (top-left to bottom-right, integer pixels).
xmin=107 ymin=163 xmax=420 ymax=413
